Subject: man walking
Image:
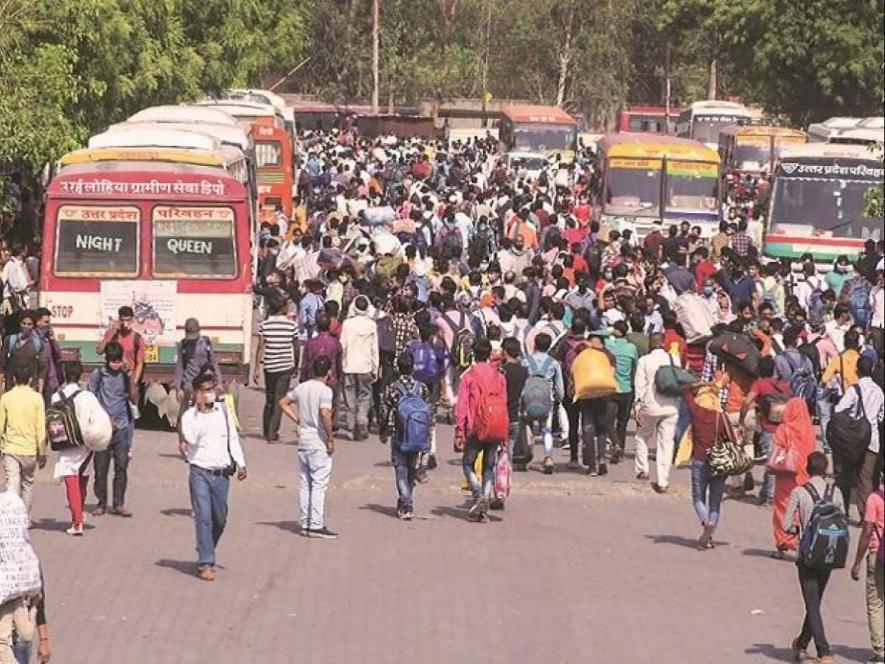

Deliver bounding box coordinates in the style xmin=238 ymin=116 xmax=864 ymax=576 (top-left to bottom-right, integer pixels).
xmin=253 ymin=298 xmax=298 ymax=443
xmin=89 ymin=342 xmax=135 ymax=517
xmin=455 ymin=339 xmax=508 ymax=522
xmin=633 ymin=332 xmax=680 ymax=492
xmin=0 ymin=362 xmax=46 ymax=523
xmin=339 ymin=295 xmax=379 ymax=441
xmin=96 ymin=305 xmax=144 ymax=402
xmin=179 ymin=371 xmax=247 ymax=582
xmin=380 ymin=352 xmax=431 ymax=520
xmin=605 ymin=320 xmax=638 ymax=464
xmin=279 ymin=356 xmax=338 ymax=539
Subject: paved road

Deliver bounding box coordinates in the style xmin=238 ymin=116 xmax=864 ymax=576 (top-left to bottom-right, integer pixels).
xmin=28 ymin=385 xmax=873 ymax=664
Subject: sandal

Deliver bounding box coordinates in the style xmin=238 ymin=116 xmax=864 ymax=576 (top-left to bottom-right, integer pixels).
xmin=91 ymin=506 xmax=107 ymax=517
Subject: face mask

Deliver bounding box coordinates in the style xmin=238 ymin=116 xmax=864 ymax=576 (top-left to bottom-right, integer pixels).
xmin=203 ymin=391 xmax=217 ymax=404
xmin=703 ymin=286 xmax=714 ymax=297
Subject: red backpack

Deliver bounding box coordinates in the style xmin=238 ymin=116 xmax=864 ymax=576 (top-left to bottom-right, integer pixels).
xmin=472 ymin=365 xmax=509 ymax=443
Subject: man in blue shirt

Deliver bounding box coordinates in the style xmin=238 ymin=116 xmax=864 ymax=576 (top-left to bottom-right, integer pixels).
xmin=521 ymin=332 xmax=565 ymax=474
xmin=605 ymin=320 xmax=639 ymax=464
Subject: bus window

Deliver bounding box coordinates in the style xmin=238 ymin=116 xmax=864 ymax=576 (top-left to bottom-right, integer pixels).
xmin=54 ymin=205 xmax=140 ymax=277
xmin=255 ymin=141 xmax=282 ymax=168
xmin=605 ymin=159 xmax=661 ymax=213
xmin=152 ymin=206 xmax=238 ymax=278
xmin=666 ymin=161 xmax=719 ymax=212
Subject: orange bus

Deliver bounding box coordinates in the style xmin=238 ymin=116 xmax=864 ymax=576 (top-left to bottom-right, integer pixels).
xmin=250 ymin=123 xmax=294 ymax=224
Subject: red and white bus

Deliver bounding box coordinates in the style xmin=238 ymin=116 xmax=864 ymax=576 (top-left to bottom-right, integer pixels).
xmin=39 ymin=159 xmax=254 ymax=384
xmin=617 ymin=105 xmax=681 ymax=134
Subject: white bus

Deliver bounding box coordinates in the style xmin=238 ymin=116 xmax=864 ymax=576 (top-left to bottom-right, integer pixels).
xmin=127 ymin=105 xmax=238 ymax=127
xmin=676 ymin=100 xmax=754 ymax=150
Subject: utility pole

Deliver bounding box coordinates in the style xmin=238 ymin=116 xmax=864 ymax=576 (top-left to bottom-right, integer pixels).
xmin=481 ymin=0 xmax=492 ymax=127
xmin=372 ymin=0 xmax=380 ymax=114
xmin=664 ymin=42 xmax=671 ymax=135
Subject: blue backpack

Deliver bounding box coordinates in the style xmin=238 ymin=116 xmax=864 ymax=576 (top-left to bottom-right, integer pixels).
xmin=799 ymin=482 xmax=849 ymax=570
xmin=409 ymin=341 xmax=439 ymax=386
xmin=847 ymin=278 xmax=872 ymax=328
xmin=784 ymin=351 xmax=817 ymax=409
xmin=395 ymin=381 xmax=432 ymax=453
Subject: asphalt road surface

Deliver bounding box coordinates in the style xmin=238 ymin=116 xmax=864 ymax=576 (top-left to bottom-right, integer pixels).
xmin=27 ymin=384 xmax=873 ymax=664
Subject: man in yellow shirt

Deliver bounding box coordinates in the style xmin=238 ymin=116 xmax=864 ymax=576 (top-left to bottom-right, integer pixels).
xmin=821 ymin=329 xmax=861 ymax=391
xmin=0 ymin=362 xmax=47 ymax=521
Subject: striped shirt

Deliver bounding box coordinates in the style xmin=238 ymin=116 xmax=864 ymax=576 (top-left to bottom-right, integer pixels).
xmin=259 ymin=316 xmax=298 ymax=373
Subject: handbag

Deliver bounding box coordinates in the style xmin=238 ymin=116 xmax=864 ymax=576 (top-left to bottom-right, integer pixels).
xmin=707 ymin=412 xmax=753 ymax=476
xmin=766 ymin=439 xmax=800 ymax=476
xmin=654 ymin=355 xmax=698 ymax=397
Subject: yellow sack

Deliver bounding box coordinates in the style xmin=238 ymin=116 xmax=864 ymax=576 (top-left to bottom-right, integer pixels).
xmin=675 ymin=428 xmax=693 ymax=466
xmin=572 ymin=348 xmax=618 ymax=401
xmin=460 ymin=450 xmax=483 ymax=491
xmin=223 ymin=393 xmax=243 ymax=432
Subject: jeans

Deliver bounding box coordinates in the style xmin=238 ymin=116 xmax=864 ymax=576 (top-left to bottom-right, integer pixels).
xmin=855 ymin=450 xmax=879 ymax=521
xmin=391 ymin=444 xmax=419 ymax=511
xmin=299 ymin=447 xmax=333 ymax=530
xmin=606 ymin=392 xmax=634 ymax=456
xmin=93 ymin=423 xmax=134 ymax=509
xmin=690 ymin=460 xmax=726 ymax=528
xmin=796 ymin=562 xmax=832 ymax=657
xmin=580 ymin=398 xmax=609 ymax=468
xmin=343 ymin=373 xmax=373 ymax=430
xmin=189 ymin=465 xmax=230 ymax=569
xmin=263 ymin=369 xmax=293 ymax=438
xmin=563 ymin=398 xmax=580 ymax=461
xmin=507 ymin=420 xmax=528 ymax=464
xmin=462 ymin=438 xmax=497 ymax=501
xmin=2 ymin=454 xmax=37 ymax=518
xmin=816 ymin=388 xmax=833 ymax=452
xmin=758 ymin=430 xmax=775 ymax=504
xmin=12 ymin=631 xmax=28 ymax=664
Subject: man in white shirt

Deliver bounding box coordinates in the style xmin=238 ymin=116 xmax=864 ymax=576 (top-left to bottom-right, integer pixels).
xmin=633 ymin=333 xmax=681 ymax=493
xmin=1 ymin=243 xmax=30 ymax=310
xmin=280 ymin=355 xmax=338 ymax=539
xmin=339 ymin=296 xmax=379 ymax=441
xmin=834 ymin=356 xmax=884 ymax=520
xmin=179 ymin=372 xmax=247 ymax=582
xmin=824 ymin=303 xmax=853 ymax=353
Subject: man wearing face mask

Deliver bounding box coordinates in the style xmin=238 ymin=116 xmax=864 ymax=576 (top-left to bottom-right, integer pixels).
xmin=179 ymin=371 xmax=247 ymax=582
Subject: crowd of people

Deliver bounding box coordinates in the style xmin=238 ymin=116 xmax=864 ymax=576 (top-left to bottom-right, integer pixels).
xmin=249 ymin=129 xmax=884 ymax=663
xmin=0 ymin=126 xmax=882 ymax=663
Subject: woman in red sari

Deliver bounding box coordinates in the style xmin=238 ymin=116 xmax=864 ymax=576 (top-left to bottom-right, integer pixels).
xmin=771 ymin=398 xmax=816 ymax=558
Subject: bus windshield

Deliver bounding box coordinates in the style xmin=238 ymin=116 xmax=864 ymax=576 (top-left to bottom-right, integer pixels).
xmin=666 ymin=161 xmax=719 ymax=212
xmin=770 ymin=178 xmax=881 ymax=237
xmin=605 ymin=161 xmax=661 ymax=216
xmin=512 ymin=124 xmax=575 ymax=152
xmin=55 ymin=205 xmax=140 ymax=277
xmin=732 ymin=144 xmax=771 ymax=172
xmin=255 ymin=141 xmax=281 ymax=167
xmin=153 ymin=206 xmax=238 ymax=278
xmin=693 ymin=115 xmax=748 ymax=144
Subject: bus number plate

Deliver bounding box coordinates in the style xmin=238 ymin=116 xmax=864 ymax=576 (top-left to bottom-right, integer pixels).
xmin=144 ymin=344 xmax=159 ymax=363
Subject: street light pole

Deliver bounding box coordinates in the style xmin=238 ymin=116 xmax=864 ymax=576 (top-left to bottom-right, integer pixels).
xmin=372 ymin=0 xmax=380 ymax=114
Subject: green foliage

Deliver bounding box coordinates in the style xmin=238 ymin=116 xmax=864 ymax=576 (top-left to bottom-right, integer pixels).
xmin=865 ymin=143 xmax=885 ymax=219
xmin=0 ymin=0 xmax=309 ymax=179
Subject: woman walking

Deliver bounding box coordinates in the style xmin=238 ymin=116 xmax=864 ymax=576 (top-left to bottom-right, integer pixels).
xmin=771 ymin=398 xmax=816 ymax=558
xmin=684 ymin=385 xmax=729 ymax=549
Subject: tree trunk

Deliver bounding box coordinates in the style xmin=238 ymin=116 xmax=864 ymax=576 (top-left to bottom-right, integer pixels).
xmin=707 ymin=58 xmax=718 ymax=100
xmin=387 ymin=79 xmax=395 ymax=114
xmin=556 ymin=2 xmax=575 ymax=107
xmin=372 ymin=0 xmax=380 ymax=113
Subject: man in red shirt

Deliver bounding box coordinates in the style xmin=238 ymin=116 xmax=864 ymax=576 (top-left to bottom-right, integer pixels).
xmin=692 ymin=246 xmax=718 ymax=293
xmin=96 ymin=305 xmax=145 ymax=402
xmin=643 ymin=222 xmax=665 ymax=262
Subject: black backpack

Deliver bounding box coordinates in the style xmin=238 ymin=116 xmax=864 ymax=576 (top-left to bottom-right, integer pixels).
xmin=826 ymin=384 xmax=871 ymax=466
xmin=798 ymin=482 xmax=849 ymax=570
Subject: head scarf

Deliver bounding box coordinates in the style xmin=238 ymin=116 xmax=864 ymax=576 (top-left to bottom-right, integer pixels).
xmin=773 ymin=398 xmax=815 ymax=483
